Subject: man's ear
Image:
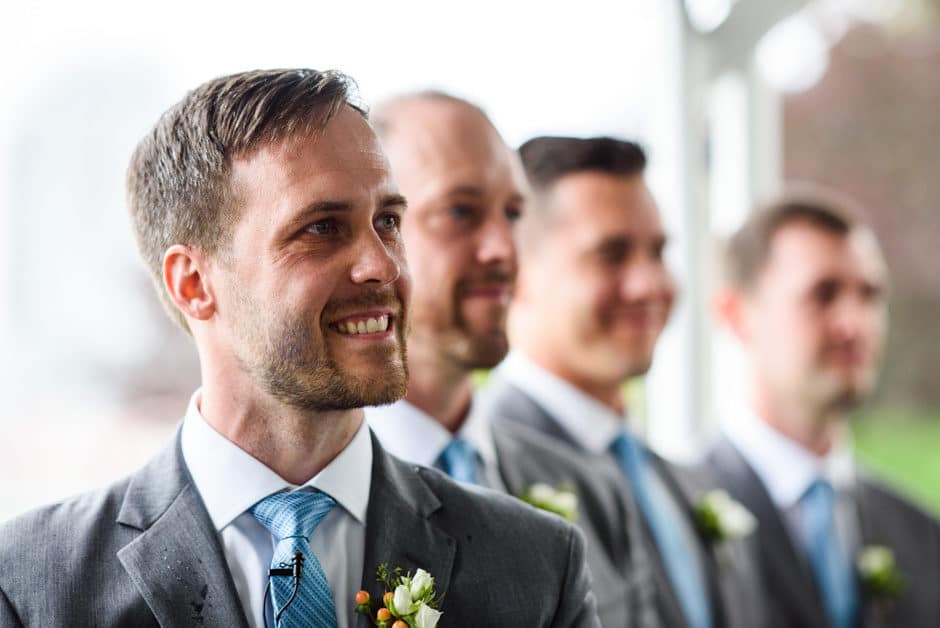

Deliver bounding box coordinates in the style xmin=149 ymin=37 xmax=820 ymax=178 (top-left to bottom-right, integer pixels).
xmin=712 ymin=285 xmax=749 ymax=342
xmin=163 ymin=245 xmax=216 ymax=323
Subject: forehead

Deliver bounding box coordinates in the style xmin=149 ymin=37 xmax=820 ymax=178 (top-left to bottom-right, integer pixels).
xmin=230 ymin=107 xmax=394 ymax=219
xmin=546 ymin=171 xmax=664 ymax=240
xmin=381 ymin=100 xmax=523 ymax=201
xmin=760 ymin=221 xmax=887 ymax=291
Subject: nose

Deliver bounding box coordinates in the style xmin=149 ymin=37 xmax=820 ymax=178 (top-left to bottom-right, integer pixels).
xmin=476 ymin=212 xmax=517 ymax=268
xmin=350 ymin=232 xmax=402 ymax=286
xmin=620 ymin=255 xmax=675 ymax=303
xmin=831 ymin=293 xmax=883 ymax=341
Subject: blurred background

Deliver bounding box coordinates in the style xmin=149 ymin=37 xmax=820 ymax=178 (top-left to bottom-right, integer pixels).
xmin=1 ymin=0 xmax=937 ymax=521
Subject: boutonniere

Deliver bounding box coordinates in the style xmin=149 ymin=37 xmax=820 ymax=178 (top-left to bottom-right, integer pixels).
xmin=356 ymin=564 xmax=443 ymax=628
xmin=694 ymin=490 xmax=757 ymax=543
xmin=858 ymin=545 xmax=905 ymax=598
xmin=519 ymin=483 xmax=578 ymax=522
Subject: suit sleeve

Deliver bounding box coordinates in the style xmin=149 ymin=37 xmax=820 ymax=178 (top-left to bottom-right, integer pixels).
xmin=551 ymin=524 xmax=602 ymax=628
xmin=0 ymin=586 xmax=24 ymax=628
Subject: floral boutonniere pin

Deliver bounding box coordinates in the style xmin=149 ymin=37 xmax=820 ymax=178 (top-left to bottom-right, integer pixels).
xmin=519 ymin=483 xmax=579 ymax=522
xmin=694 ymin=490 xmax=757 ymax=543
xmin=858 ymin=545 xmax=905 ymax=598
xmin=356 ymin=564 xmax=443 ymax=628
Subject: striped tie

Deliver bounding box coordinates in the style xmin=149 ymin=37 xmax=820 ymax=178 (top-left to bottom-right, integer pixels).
xmin=251 ymin=490 xmax=337 ymax=628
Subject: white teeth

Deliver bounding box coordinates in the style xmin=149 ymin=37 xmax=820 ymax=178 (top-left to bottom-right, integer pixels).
xmin=337 ymin=315 xmax=390 ymax=335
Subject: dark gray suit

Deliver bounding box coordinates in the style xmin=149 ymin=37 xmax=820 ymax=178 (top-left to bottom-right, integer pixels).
xmin=482 ymin=376 xmax=727 ymax=628
xmin=490 ymin=419 xmax=654 ymax=628
xmin=0 ymin=431 xmax=599 ymax=627
xmin=701 ymin=436 xmax=940 ymax=628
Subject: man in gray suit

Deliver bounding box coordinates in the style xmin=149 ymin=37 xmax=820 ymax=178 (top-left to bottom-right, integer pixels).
xmin=483 ymin=136 xmax=737 ymax=628
xmin=0 ymin=69 xmax=599 ymax=627
xmin=701 ymin=193 xmax=940 ymax=627
xmin=364 ymin=92 xmax=651 ymax=628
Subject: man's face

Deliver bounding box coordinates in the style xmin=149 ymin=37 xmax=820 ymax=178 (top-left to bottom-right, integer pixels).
xmin=741 ymin=222 xmax=888 ymax=415
xmin=518 ymin=172 xmax=675 ymax=388
xmin=213 ymin=107 xmax=411 ymax=411
xmin=381 ymin=101 xmax=524 ymax=369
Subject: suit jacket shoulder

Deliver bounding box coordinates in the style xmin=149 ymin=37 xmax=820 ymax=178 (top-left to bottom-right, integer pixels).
xmin=362 ymin=440 xmax=600 ymax=627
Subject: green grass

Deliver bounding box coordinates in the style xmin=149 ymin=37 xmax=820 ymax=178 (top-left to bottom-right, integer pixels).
xmin=851 ymin=407 xmax=940 ymax=517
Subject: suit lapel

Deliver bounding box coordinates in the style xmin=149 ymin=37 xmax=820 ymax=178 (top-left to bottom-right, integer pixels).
xmin=709 ymin=437 xmax=827 ymax=628
xmin=358 ymin=435 xmax=456 ymax=628
xmin=116 ymin=435 xmax=248 ymax=628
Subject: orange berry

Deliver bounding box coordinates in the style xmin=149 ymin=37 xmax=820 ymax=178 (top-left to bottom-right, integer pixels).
xmin=355 ymin=590 xmax=370 ymax=606
xmin=377 ymin=608 xmax=392 ymax=621
xmin=392 ymin=621 xmax=408 ymax=628
xmin=383 ymin=591 xmax=394 ymax=605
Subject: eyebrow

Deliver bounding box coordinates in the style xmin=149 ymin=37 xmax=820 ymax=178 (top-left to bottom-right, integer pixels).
xmin=447 ymin=186 xmax=524 ymax=205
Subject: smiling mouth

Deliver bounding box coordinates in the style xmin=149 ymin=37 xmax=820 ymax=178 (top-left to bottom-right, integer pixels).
xmin=331 ymin=313 xmax=392 ymax=336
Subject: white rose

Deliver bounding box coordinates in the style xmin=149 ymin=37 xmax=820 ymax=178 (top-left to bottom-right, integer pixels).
xmin=410 ymin=568 xmax=435 ymax=600
xmin=392 ymin=584 xmax=414 ymax=615
xmin=705 ymin=490 xmax=757 ymax=538
xmin=528 ymin=483 xmax=555 ymax=501
xmin=415 ymin=602 xmax=443 ymax=628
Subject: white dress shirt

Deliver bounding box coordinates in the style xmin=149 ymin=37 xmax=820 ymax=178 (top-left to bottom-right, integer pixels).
xmin=365 ymin=398 xmax=506 ymax=491
xmin=180 ymin=390 xmax=369 ymax=628
xmin=723 ymin=410 xmax=859 ymax=558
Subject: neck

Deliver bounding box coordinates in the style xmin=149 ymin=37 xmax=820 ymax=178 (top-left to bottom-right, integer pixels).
xmin=751 ymin=388 xmax=845 ymax=457
xmin=523 ymin=348 xmax=625 ymax=414
xmin=198 ymin=362 xmax=361 ymax=485
xmin=404 ymin=346 xmax=474 ymax=433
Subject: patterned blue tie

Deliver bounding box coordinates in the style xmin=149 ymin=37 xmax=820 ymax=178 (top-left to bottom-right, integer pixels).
xmin=610 ymin=431 xmax=712 ymax=628
xmin=435 ymin=437 xmax=479 ymax=484
xmin=800 ymin=479 xmax=857 ymax=628
xmin=251 ymin=490 xmax=338 ymax=628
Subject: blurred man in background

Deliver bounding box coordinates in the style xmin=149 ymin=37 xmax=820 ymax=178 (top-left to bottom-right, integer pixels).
xmin=367 ymin=93 xmax=646 ymax=627
xmin=702 ymin=193 xmax=940 ymax=627
xmin=484 ymin=136 xmax=736 ymax=628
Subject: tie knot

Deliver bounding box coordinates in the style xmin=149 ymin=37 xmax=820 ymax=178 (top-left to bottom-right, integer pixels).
xmin=436 ymin=437 xmax=479 ymax=484
xmin=610 ymin=431 xmax=643 ymax=470
xmin=251 ymin=490 xmax=336 ymax=541
xmin=803 ymin=478 xmax=835 ymax=508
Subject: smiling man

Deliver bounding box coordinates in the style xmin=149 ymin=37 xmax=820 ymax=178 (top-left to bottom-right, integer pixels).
xmin=366 ymin=95 xmax=646 ymax=627
xmin=484 ymin=136 xmax=731 ymax=628
xmin=700 ymin=193 xmax=940 ymax=628
xmin=0 ymin=70 xmax=599 ymax=627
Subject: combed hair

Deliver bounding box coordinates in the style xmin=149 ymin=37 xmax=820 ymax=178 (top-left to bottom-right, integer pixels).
xmin=126 ymin=68 xmax=363 ymax=330
xmin=518 ymin=136 xmax=647 ymax=190
xmin=726 ymin=189 xmax=863 ymax=290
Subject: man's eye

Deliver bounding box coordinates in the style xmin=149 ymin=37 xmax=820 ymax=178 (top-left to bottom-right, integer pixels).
xmin=305 ymin=219 xmax=338 ymax=235
xmin=447 ymin=204 xmax=476 ymax=220
xmin=376 ymin=213 xmax=401 ymax=231
xmin=505 ymin=205 xmax=523 ymax=222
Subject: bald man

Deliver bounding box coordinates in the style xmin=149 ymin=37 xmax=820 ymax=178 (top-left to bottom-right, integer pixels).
xmin=365 ymin=93 xmax=652 ymax=628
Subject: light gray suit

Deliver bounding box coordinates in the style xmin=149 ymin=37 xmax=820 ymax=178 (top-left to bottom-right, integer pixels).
xmin=0 ymin=431 xmax=599 ymax=627
xmin=490 ymin=419 xmax=655 ymax=628
xmin=701 ymin=436 xmax=940 ymax=628
xmin=482 ymin=375 xmax=728 ymax=628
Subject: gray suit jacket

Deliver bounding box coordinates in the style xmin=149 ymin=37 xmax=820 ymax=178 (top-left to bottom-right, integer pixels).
xmin=482 ymin=375 xmax=728 ymax=628
xmin=701 ymin=436 xmax=940 ymax=628
xmin=0 ymin=431 xmax=599 ymax=627
xmin=490 ymin=419 xmax=648 ymax=628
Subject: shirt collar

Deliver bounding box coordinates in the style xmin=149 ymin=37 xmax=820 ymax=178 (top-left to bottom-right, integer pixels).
xmin=180 ymin=389 xmax=372 ymax=531
xmin=495 ymin=351 xmax=627 ymax=453
xmin=365 ymin=397 xmax=499 ymax=468
xmin=723 ymin=409 xmax=855 ymax=509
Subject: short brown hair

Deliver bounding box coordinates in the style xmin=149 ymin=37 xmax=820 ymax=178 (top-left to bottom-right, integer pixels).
xmin=726 ymin=189 xmax=863 ymax=290
xmin=126 ymin=68 xmax=363 ymax=330
xmin=519 ymin=136 xmax=647 ymax=191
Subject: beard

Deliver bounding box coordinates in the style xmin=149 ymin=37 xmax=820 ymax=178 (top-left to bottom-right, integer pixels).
xmin=232 ymin=288 xmax=408 ymax=412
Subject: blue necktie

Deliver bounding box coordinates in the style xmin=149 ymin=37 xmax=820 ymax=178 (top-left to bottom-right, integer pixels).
xmin=251 ymin=490 xmax=338 ymax=628
xmin=435 ymin=437 xmax=479 ymax=484
xmin=610 ymin=431 xmax=712 ymax=628
xmin=800 ymin=479 xmax=857 ymax=628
